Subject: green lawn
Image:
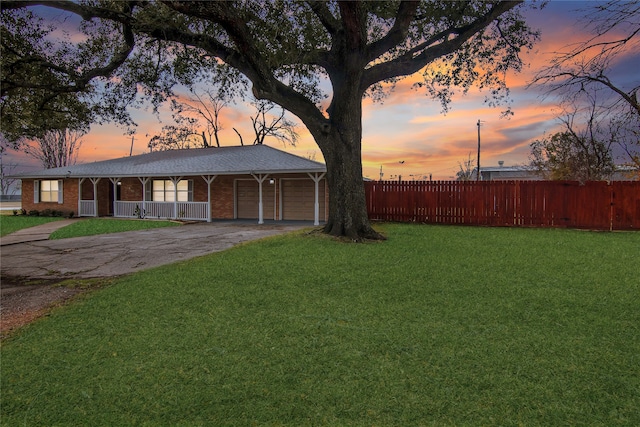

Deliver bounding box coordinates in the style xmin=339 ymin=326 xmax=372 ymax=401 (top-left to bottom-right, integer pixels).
xmin=2 ymin=224 xmax=639 ymax=425
xmin=0 ymin=216 xmax=179 ymax=238
xmin=48 ymin=218 xmax=180 ymax=239
xmin=0 ymin=215 xmax=63 ymax=237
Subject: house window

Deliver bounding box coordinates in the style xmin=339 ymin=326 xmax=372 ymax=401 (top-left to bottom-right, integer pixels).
xmin=151 ymin=180 xmax=193 ymax=202
xmin=35 ymin=180 xmax=63 ymax=203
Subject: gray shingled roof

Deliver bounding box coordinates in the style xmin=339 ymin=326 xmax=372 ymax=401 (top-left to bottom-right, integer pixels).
xmin=13 ymin=145 xmax=326 ymax=179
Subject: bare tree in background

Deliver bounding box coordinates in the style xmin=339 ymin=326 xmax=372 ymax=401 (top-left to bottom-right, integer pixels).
xmin=169 ymin=88 xmax=228 ymax=148
xmin=529 ymin=95 xmax=616 ymax=182
xmin=150 ymin=91 xmax=298 ymax=150
xmin=0 ymin=139 xmax=19 ymax=196
xmin=148 ymin=88 xmax=226 ymax=151
xmin=25 ymin=129 xmax=84 ymax=169
xmin=147 ymin=117 xmax=202 ymax=152
xmin=248 ymin=100 xmax=298 ymax=146
xmin=232 ymin=100 xmax=299 ymax=146
xmin=456 ymin=153 xmax=476 ymax=181
xmin=531 ymin=1 xmax=640 ymax=171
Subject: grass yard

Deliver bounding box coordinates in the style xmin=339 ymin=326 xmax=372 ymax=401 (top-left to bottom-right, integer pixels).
xmin=48 ymin=218 xmax=180 ymax=239
xmin=1 ymin=224 xmax=638 ymax=425
xmin=0 ymin=215 xmax=64 ymax=237
xmin=0 ymin=216 xmax=179 ymax=238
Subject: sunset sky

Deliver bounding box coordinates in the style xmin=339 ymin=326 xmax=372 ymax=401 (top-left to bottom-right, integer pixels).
xmin=5 ymin=1 xmax=639 ymax=182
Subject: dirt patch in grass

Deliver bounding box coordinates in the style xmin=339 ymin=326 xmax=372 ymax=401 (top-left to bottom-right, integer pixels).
xmin=0 ymin=275 xmax=112 ymax=340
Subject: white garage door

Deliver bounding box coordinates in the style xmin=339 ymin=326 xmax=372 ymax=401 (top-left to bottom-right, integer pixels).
xmin=282 ymin=179 xmax=325 ymax=221
xmin=236 ymin=180 xmax=276 ymax=219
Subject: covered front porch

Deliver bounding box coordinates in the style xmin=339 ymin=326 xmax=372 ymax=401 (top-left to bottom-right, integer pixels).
xmin=80 ymin=199 xmax=210 ymax=221
xmin=112 ymin=200 xmax=208 ymax=221
xmin=77 ymin=172 xmax=326 ymax=225
xmin=77 ymin=174 xmax=219 ymax=222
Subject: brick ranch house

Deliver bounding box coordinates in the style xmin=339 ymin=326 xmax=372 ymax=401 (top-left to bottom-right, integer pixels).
xmin=16 ymin=145 xmax=328 ymax=225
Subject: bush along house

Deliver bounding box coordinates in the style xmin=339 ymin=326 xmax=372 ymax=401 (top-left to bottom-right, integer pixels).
xmin=15 ymin=145 xmax=328 ymax=225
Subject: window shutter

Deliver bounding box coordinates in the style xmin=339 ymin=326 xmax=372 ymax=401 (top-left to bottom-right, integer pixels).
xmin=188 ymin=180 xmax=194 ymax=202
xmin=34 ymin=180 xmax=40 ymax=203
xmin=58 ymin=180 xmax=64 ymax=204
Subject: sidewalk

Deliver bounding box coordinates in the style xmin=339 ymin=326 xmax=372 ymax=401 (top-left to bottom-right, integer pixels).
xmin=0 ymin=219 xmax=81 ymax=246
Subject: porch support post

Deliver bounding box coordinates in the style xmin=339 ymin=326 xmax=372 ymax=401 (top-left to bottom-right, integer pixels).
xmin=251 ymin=173 xmax=269 ymax=225
xmin=202 ymin=175 xmax=217 ymax=223
xmin=308 ymin=172 xmax=326 ymax=226
xmin=138 ymin=177 xmax=150 ymax=216
xmin=109 ymin=177 xmax=121 ymax=217
xmin=89 ymin=177 xmax=101 ymax=217
xmin=78 ymin=178 xmax=85 ymax=216
xmin=170 ymin=176 xmax=182 ymax=220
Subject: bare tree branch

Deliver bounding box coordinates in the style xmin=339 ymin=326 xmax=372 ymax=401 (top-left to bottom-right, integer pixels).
xmin=23 ymin=129 xmax=85 ymax=169
xmin=530 ymin=1 xmax=640 ymax=116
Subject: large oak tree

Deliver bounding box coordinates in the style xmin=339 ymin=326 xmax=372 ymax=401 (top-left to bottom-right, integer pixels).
xmin=1 ymin=1 xmax=537 ymax=239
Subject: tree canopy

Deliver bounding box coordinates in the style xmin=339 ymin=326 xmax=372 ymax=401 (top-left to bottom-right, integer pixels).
xmin=1 ymin=1 xmax=538 ymax=239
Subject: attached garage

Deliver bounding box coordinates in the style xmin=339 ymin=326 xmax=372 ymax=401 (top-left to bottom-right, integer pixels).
xmin=281 ymin=179 xmax=326 ymax=221
xmin=236 ymin=177 xmax=326 ymax=222
xmin=236 ymin=180 xmax=276 ymax=220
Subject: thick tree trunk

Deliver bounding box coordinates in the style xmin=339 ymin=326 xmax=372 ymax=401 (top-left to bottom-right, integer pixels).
xmin=313 ymin=91 xmax=384 ymax=241
xmin=254 ymin=37 xmax=384 ymax=240
xmin=321 ymin=134 xmax=383 ymax=241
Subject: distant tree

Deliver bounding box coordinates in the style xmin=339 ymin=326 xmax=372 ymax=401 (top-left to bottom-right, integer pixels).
xmin=456 ymin=154 xmax=475 ymax=181
xmin=162 ymin=87 xmax=231 ymax=149
xmin=529 ymin=101 xmax=616 ymax=181
xmin=614 ymin=115 xmax=640 ymax=178
xmin=24 ymin=129 xmax=85 ymax=169
xmin=0 ymin=140 xmax=19 ymax=196
xmin=148 ymin=113 xmax=205 ymax=152
xmin=2 ymin=1 xmax=538 ymax=240
xmin=150 ymin=93 xmax=298 ymax=150
xmin=247 ymin=100 xmax=298 ymax=146
xmin=531 ymin=0 xmax=640 ymax=172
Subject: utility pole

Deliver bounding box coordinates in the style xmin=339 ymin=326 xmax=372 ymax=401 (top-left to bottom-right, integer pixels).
xmin=476 ymin=120 xmax=482 ymax=182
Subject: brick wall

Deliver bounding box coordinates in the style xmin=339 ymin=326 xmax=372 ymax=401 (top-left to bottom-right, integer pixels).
xmin=120 ymin=178 xmax=143 ymax=201
xmin=97 ymin=180 xmax=112 ymax=216
xmin=21 ymin=178 xmax=79 ymax=216
xmin=211 ymin=176 xmax=235 ymax=219
xmin=193 ymin=177 xmax=209 ymax=203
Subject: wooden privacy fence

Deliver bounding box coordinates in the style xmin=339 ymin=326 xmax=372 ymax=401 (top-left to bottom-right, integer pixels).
xmin=365 ymin=180 xmax=640 ymax=230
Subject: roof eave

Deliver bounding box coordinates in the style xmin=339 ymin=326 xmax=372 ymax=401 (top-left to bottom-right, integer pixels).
xmin=11 ymin=168 xmax=327 ymax=180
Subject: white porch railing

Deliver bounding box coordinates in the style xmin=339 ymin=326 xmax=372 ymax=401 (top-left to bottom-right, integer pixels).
xmin=79 ymin=200 xmax=96 ymax=217
xmin=176 ymin=202 xmax=208 ymax=220
xmin=113 ymin=201 xmax=140 ymax=218
xmin=114 ymin=201 xmax=208 ymax=221
xmin=146 ymin=201 xmax=175 ymax=219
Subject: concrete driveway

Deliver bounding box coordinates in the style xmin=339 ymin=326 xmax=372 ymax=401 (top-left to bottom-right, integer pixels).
xmin=0 ymin=221 xmax=311 ymax=279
